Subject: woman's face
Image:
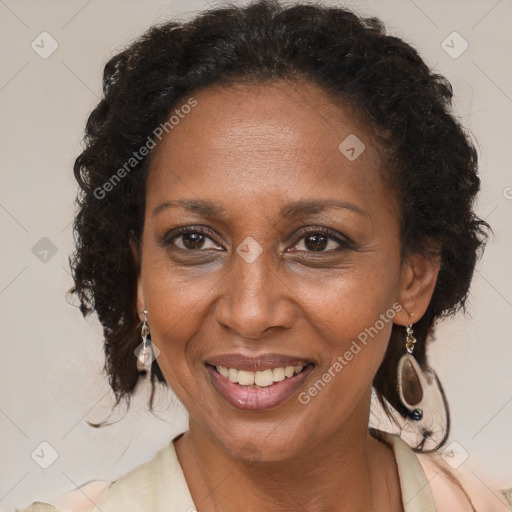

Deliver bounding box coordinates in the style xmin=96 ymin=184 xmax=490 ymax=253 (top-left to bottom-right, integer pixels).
xmin=136 ymin=80 xmax=434 ymax=461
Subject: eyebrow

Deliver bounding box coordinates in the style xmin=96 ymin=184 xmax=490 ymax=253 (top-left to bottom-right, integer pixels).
xmin=280 ymin=199 xmax=367 ymax=218
xmin=152 ymin=198 xmax=367 ymax=219
xmin=152 ymin=199 xmax=227 ymax=218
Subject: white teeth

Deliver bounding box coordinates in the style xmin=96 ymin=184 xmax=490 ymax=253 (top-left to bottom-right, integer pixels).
xmin=272 ymin=367 xmax=285 ymax=382
xmin=284 ymin=366 xmax=295 ymax=378
xmin=254 ymin=369 xmax=274 ymax=387
xmin=238 ymin=370 xmax=255 ymax=386
xmin=215 ymin=364 xmax=307 ymax=387
xmin=228 ymin=368 xmax=239 ymax=383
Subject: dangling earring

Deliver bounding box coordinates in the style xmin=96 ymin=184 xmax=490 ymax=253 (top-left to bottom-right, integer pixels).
xmin=397 ymin=325 xmax=423 ymax=421
xmin=136 ymin=310 xmax=155 ymax=378
xmin=396 ymin=324 xmax=449 ymax=451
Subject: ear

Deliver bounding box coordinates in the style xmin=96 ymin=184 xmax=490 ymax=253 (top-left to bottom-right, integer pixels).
xmin=129 ymin=232 xmax=146 ymax=323
xmin=394 ymin=251 xmax=440 ymax=326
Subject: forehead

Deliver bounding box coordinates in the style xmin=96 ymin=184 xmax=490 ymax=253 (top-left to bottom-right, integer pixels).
xmin=146 ymin=80 xmax=388 ymax=213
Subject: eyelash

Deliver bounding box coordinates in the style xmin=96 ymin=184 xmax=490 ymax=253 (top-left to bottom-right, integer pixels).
xmin=163 ymin=225 xmax=353 ymax=253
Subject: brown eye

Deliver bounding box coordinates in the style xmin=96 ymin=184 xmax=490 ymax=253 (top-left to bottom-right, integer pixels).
xmin=181 ymin=232 xmax=207 ymax=250
xmin=164 ymin=227 xmax=223 ymax=251
xmin=303 ymin=234 xmax=329 ymax=251
xmin=290 ymin=227 xmax=351 ymax=253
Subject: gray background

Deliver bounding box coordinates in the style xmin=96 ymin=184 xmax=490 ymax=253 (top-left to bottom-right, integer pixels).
xmin=1 ymin=0 xmax=511 ymax=509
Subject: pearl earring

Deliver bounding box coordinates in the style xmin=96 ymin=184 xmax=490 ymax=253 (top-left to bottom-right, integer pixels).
xmin=136 ymin=310 xmax=154 ymax=378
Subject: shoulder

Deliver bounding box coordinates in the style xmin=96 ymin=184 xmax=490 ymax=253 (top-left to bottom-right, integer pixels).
xmin=17 ymin=435 xmax=188 ymax=512
xmin=15 ymin=480 xmax=111 ymax=512
xmin=415 ymin=449 xmax=512 ymax=512
xmin=16 ymin=504 xmax=62 ymax=512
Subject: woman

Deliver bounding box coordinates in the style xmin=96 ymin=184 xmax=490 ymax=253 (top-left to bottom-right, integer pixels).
xmin=18 ymin=0 xmax=511 ymax=510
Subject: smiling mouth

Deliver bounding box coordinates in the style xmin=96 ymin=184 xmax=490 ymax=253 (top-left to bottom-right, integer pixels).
xmin=207 ymin=363 xmax=315 ymax=388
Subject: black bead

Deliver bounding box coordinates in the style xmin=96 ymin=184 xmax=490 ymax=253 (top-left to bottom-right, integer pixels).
xmin=411 ymin=408 xmax=423 ymax=421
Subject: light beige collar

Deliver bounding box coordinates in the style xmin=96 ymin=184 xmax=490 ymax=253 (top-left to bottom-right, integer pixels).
xmin=370 ymin=429 xmax=437 ymax=512
xmin=153 ymin=429 xmax=437 ymax=512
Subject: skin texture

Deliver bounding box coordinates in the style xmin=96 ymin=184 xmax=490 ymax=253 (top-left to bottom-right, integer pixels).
xmin=133 ymin=79 xmax=440 ymax=511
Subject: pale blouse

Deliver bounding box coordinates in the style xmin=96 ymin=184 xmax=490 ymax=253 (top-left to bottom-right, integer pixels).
xmin=16 ymin=429 xmax=512 ymax=512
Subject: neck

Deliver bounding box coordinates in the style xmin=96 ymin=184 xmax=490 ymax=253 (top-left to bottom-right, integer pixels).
xmin=175 ymin=418 xmax=402 ymax=512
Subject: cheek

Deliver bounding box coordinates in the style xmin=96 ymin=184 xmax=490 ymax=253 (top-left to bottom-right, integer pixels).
xmin=140 ymin=254 xmax=218 ymax=387
xmin=296 ymin=287 xmax=397 ymax=432
xmin=299 ymin=255 xmax=401 ymax=347
xmin=297 ymin=257 xmax=401 ymax=402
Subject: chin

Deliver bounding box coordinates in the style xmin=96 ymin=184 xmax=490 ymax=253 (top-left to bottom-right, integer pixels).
xmin=203 ymin=415 xmax=311 ymax=463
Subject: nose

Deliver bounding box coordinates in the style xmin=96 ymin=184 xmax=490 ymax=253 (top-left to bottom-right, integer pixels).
xmin=213 ymin=241 xmax=295 ymax=339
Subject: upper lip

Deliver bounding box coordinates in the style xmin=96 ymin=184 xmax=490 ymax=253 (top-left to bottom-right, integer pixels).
xmin=206 ymin=353 xmax=314 ymax=372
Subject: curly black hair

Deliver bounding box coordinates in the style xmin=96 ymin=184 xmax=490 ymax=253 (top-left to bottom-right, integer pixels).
xmin=70 ymin=0 xmax=489 ymax=448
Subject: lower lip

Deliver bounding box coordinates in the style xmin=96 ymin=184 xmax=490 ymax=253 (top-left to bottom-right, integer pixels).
xmin=206 ymin=364 xmax=315 ymax=411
